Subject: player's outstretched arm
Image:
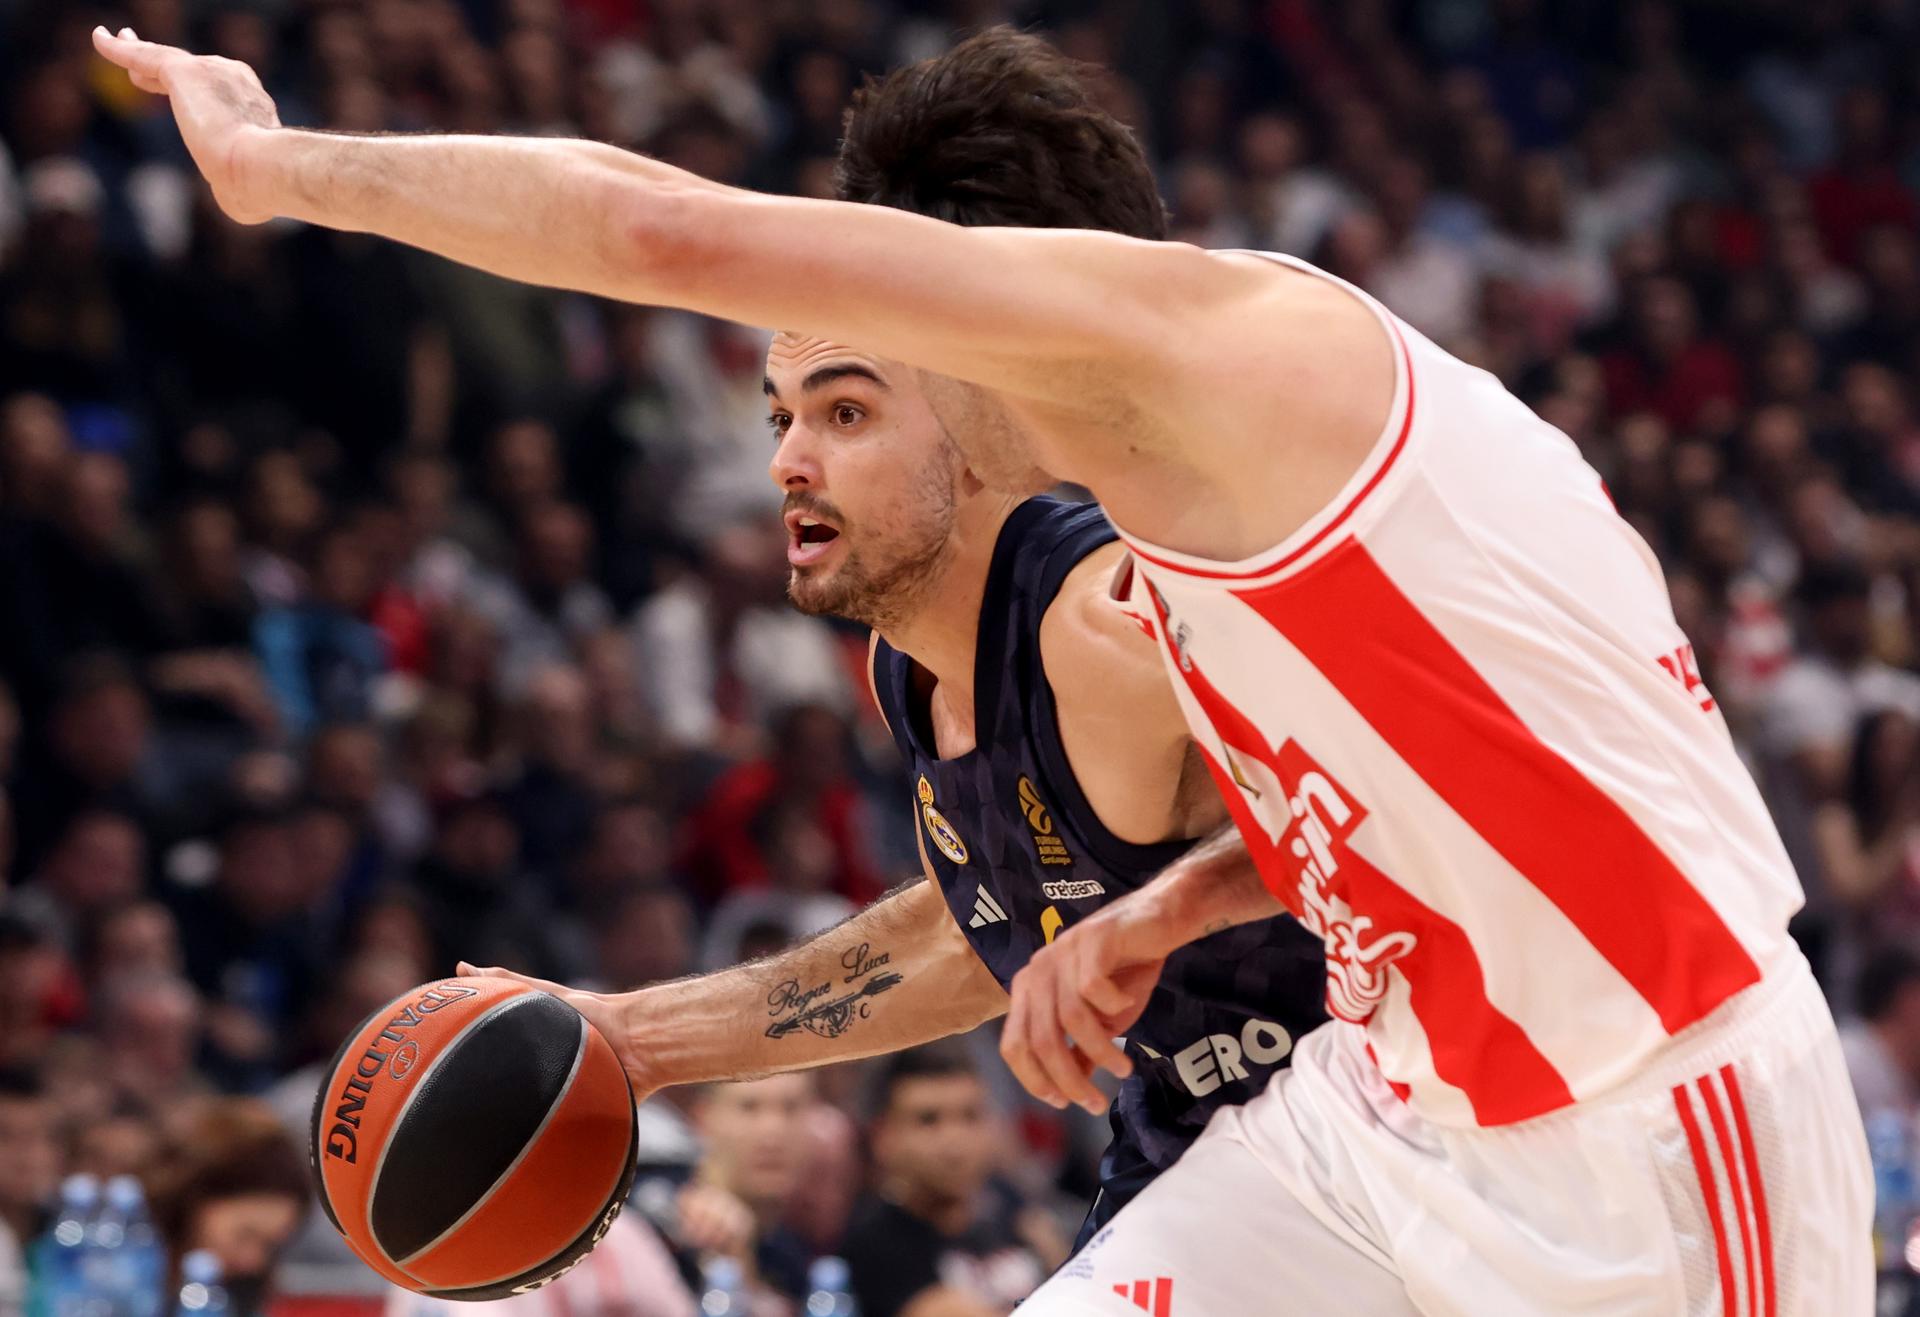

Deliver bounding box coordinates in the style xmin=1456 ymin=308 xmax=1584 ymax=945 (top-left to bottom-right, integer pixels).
xmin=90 ymin=27 xmax=1260 ymax=418
xmin=462 ymin=875 xmax=1005 ymax=1101
xmin=1000 ymin=826 xmax=1284 ymax=1114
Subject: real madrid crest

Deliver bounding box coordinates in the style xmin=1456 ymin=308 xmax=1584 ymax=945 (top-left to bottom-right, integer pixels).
xmin=918 ymin=775 xmax=969 ymax=864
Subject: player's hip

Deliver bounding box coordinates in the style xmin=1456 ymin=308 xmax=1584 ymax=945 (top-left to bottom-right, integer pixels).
xmin=1209 ymin=954 xmax=1872 ymax=1314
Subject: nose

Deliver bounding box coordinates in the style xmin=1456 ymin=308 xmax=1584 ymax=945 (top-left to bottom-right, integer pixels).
xmin=769 ymin=423 xmax=824 ymax=492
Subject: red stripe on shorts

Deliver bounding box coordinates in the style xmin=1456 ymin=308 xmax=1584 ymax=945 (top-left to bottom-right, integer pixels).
xmin=1699 ymin=1075 xmax=1757 ymax=1317
xmin=1235 ymin=540 xmax=1761 ymax=1035
xmin=1722 ymin=1064 xmax=1776 ymax=1317
xmin=1675 ymin=1082 xmax=1738 ymax=1317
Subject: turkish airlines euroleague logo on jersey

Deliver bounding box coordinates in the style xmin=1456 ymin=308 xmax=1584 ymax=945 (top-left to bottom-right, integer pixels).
xmin=1265 ymin=741 xmax=1416 ymax=1024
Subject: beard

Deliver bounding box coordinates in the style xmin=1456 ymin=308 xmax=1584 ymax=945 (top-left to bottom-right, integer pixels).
xmin=785 ymin=476 xmax=957 ymax=630
xmin=787 ymin=520 xmax=954 ymax=630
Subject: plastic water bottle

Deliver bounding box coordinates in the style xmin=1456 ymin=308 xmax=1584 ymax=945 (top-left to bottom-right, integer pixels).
xmin=1867 ymin=1110 xmax=1916 ymax=1272
xmin=29 ymin=1174 xmax=102 ymax=1317
xmin=804 ymin=1256 xmax=858 ymax=1317
xmin=172 ymin=1252 xmax=227 ymax=1317
xmin=96 ymin=1176 xmax=166 ymax=1317
xmin=696 ymin=1256 xmax=749 ymax=1317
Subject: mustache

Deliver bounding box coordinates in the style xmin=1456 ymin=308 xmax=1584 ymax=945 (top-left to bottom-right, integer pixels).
xmin=782 ymin=491 xmax=849 ymax=529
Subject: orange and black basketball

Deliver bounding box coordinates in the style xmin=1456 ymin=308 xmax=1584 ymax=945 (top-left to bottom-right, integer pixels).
xmin=309 ymin=977 xmax=637 ymax=1299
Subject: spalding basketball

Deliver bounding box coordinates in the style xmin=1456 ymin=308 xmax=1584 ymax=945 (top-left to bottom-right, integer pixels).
xmin=310 ymin=977 xmax=637 ymax=1299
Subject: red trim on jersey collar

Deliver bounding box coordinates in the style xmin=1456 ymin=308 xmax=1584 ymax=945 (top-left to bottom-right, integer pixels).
xmin=1124 ymin=314 xmax=1416 ymax=582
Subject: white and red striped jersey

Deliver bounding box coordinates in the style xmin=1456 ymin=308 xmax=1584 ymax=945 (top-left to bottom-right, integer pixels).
xmin=1110 ymin=252 xmax=1804 ymax=1129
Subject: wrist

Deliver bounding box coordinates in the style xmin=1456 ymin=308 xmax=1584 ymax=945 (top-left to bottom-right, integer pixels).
xmin=610 ymin=987 xmax=674 ymax=1096
xmin=1120 ymin=875 xmax=1201 ymax=960
xmin=225 ymin=123 xmax=284 ymax=222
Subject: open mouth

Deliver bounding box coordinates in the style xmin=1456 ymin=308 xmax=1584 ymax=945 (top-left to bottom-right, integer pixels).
xmin=785 ymin=510 xmax=843 ymax=567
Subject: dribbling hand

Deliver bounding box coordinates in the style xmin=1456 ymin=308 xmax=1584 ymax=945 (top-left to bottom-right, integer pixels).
xmin=91 ymin=26 xmax=281 ymax=225
xmin=457 ymin=962 xmax=657 ymax=1101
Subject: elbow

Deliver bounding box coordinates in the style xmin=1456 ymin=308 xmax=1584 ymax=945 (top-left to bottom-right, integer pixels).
xmin=603 ymin=178 xmax=723 ymax=302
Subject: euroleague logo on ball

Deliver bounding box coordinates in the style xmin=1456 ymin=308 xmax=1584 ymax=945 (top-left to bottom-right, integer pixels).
xmin=388 ymin=1041 xmax=421 ymax=1081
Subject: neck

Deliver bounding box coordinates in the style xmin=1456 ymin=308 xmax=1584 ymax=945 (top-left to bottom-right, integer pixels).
xmin=875 ymin=496 xmax=1022 ymax=728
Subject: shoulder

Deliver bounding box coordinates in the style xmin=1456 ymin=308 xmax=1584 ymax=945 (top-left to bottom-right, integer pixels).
xmin=1038 ymin=544 xmax=1193 ymax=767
xmin=1038 ymin=543 xmax=1166 ymax=698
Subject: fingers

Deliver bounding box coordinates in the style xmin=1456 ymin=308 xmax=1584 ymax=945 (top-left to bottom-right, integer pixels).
xmin=455 ymin=962 xmax=566 ymax=995
xmin=1056 ymin=981 xmax=1134 ymax=1082
xmin=1001 ymin=950 xmax=1134 ymax=1116
xmin=1077 ymin=969 xmax=1136 ymax=1024
xmin=92 ymin=27 xmax=171 ymax=93
xmin=999 ymin=972 xmax=1068 ymax=1110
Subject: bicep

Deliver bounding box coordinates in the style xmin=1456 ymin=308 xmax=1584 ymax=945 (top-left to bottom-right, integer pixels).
xmin=628 ymin=188 xmax=1206 ymax=405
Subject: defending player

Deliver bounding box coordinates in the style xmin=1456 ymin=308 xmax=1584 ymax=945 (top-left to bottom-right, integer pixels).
xmin=464 ymin=334 xmax=1343 ymax=1281
xmin=102 ymin=21 xmax=1873 ymax=1314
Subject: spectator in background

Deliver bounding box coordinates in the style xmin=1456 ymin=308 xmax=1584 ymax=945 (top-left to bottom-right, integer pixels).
xmin=254 ymin=524 xmax=390 ymax=739
xmin=94 ymin=969 xmax=203 ymax=1106
xmin=695 ymin=802 xmax=859 ymax=971
xmin=11 ymin=654 xmax=157 ymax=877
xmin=81 ymin=899 xmax=181 ymax=987
xmin=686 ymin=1074 xmax=819 ymax=1307
xmin=0 ymin=451 xmax=165 ymax=702
xmin=69 ymin=1101 xmax=162 ymax=1184
xmin=843 ymin=1046 xmax=1048 ymax=1317
xmin=17 ymin=808 xmax=146 ymax=950
xmin=1602 ymin=275 xmax=1744 ymax=436
xmin=171 ymin=808 xmax=317 ymax=1084
xmin=0 ymin=905 xmax=76 ymax=1070
xmin=632 ymin=520 xmax=854 ymax=755
xmin=587 ymin=882 xmax=696 ymax=991
xmin=1846 ymin=948 xmax=1920 ymax=1115
xmin=145 ymin=1099 xmax=309 ymax=1314
xmin=408 ymin=787 xmax=576 ymax=980
xmin=499 ymin=663 xmax=599 ymax=876
xmin=1767 ymin=563 xmax=1920 ymax=808
xmin=1484 ymin=152 xmax=1615 ymax=354
xmin=1816 ymin=709 xmax=1920 ymax=937
xmin=677 ymin=704 xmax=881 ymax=909
xmin=0 ymin=1069 xmax=60 ymax=1317
xmin=473 ymin=500 xmax=613 ymax=695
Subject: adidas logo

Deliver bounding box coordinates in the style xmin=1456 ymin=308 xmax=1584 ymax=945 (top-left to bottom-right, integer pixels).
xmin=968 ymin=886 xmax=1008 ymax=928
xmin=1112 ymin=1277 xmax=1173 ymax=1314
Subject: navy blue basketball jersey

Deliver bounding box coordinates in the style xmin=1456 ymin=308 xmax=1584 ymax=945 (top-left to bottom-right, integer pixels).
xmin=872 ymin=498 xmax=1328 ymax=1183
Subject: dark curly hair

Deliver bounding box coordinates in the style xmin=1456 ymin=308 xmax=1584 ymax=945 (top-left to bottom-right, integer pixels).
xmin=835 ymin=26 xmax=1168 ymax=240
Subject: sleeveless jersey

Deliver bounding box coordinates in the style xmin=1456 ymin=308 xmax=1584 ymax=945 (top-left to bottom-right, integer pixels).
xmin=873 ymin=497 xmax=1328 ymax=1171
xmin=1108 ymin=252 xmax=1803 ymax=1130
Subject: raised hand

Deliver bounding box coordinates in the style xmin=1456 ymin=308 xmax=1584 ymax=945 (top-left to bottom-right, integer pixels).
xmin=91 ymin=26 xmax=282 ymax=224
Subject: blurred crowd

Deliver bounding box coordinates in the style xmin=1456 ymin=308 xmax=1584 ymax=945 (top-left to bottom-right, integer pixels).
xmin=2 ymin=0 xmax=1920 ymax=1312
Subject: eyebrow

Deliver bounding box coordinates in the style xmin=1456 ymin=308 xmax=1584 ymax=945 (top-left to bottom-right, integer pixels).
xmin=762 ymin=363 xmax=890 ymax=398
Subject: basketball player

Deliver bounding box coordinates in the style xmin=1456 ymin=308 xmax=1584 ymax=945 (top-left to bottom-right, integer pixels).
xmin=470 ymin=336 xmax=1337 ymax=1278
xmin=99 ymin=21 xmax=1873 ymax=1315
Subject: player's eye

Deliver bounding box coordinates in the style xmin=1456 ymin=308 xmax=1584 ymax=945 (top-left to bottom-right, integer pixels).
xmin=832 ymin=404 xmax=863 ymax=428
xmin=766 ymin=412 xmax=791 ymax=436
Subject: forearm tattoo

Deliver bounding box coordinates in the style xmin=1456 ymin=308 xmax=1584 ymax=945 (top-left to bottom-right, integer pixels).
xmin=764 ymin=942 xmax=902 ymax=1040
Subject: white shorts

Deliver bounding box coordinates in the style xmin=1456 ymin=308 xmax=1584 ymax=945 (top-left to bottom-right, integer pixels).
xmin=1024 ymin=953 xmax=1873 ymax=1315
